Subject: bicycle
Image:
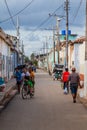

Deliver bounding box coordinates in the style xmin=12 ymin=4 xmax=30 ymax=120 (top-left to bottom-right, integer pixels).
xmin=21 ymin=80 xmax=34 ymax=99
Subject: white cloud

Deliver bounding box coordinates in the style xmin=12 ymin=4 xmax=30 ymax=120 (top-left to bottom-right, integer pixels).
xmin=5 ymin=28 xmax=53 ymax=56
xmin=1 ymin=0 xmax=86 ymax=57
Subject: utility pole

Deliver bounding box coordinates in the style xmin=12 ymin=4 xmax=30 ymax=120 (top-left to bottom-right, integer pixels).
xmin=84 ymin=0 xmax=87 ymax=96
xmin=46 ymin=37 xmax=49 ymax=71
xmin=53 ymin=27 xmax=55 ymax=64
xmin=49 ymin=14 xmax=63 ymax=64
xmin=17 ymin=16 xmax=20 ymax=65
xmin=43 ymin=36 xmax=49 ymax=71
xmin=22 ymin=41 xmax=24 ymax=64
xmin=56 ymin=18 xmax=61 ymax=64
xmin=65 ymin=0 xmax=69 ymax=67
xmin=44 ymin=27 xmax=56 ymax=65
xmin=42 ymin=42 xmax=45 ymax=68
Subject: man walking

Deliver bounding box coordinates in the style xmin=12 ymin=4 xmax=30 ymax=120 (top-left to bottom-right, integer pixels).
xmin=69 ymin=67 xmax=80 ymax=103
xmin=14 ymin=67 xmax=22 ymax=93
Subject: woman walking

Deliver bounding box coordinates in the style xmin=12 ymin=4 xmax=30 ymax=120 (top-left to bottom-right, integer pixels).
xmin=62 ymin=67 xmax=70 ymax=94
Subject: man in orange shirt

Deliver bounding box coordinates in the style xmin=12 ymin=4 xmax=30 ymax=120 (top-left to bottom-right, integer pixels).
xmin=29 ymin=67 xmax=35 ymax=81
xmin=62 ymin=68 xmax=70 ymax=94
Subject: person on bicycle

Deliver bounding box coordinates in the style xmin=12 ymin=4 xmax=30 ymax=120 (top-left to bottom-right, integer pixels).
xmin=28 ymin=67 xmax=35 ymax=95
xmin=22 ymin=68 xmax=30 ymax=78
xmin=22 ymin=67 xmax=34 ymax=97
xmin=29 ymin=67 xmax=35 ymax=81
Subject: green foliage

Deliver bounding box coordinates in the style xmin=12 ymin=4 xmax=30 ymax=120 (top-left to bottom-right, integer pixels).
xmin=30 ymin=53 xmax=35 ymax=61
xmin=25 ymin=56 xmax=29 ymax=63
xmin=30 ymin=53 xmax=38 ymax=66
xmin=33 ymin=60 xmax=38 ymax=66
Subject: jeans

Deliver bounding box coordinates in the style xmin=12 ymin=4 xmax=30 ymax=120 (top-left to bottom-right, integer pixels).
xmin=70 ymin=83 xmax=78 ymax=94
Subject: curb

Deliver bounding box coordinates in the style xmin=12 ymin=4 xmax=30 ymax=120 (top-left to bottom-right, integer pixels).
xmin=0 ymin=85 xmax=15 ymax=104
xmin=0 ymin=89 xmax=17 ymax=112
xmin=0 ymin=85 xmax=17 ymax=112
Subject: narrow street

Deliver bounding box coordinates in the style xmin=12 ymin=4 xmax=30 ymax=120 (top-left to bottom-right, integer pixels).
xmin=0 ymin=70 xmax=87 ymax=130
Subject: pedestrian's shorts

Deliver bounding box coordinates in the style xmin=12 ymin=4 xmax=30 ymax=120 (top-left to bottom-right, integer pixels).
xmin=24 ymin=80 xmax=34 ymax=88
xmin=70 ymin=83 xmax=78 ymax=94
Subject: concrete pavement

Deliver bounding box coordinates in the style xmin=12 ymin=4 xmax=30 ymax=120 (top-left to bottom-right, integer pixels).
xmin=0 ymin=70 xmax=87 ymax=130
xmin=41 ymin=69 xmax=87 ymax=108
xmin=0 ymin=69 xmax=87 ymax=112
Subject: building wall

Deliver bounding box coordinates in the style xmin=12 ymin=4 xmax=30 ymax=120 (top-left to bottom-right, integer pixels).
xmin=59 ymin=47 xmax=65 ymax=65
xmin=48 ymin=51 xmax=55 ymax=72
xmin=68 ymin=42 xmax=85 ymax=80
xmin=69 ymin=45 xmax=74 ymax=69
xmin=0 ymin=39 xmax=8 ymax=78
xmin=0 ymin=29 xmax=24 ymax=81
xmin=0 ymin=37 xmax=13 ymax=80
xmin=72 ymin=43 xmax=85 ymax=75
xmin=60 ymin=35 xmax=77 ymax=41
xmin=74 ymin=44 xmax=80 ymax=73
xmin=79 ymin=42 xmax=85 ymax=74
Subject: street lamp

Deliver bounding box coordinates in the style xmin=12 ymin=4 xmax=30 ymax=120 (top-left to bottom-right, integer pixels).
xmin=52 ymin=26 xmax=57 ymax=64
xmin=13 ymin=38 xmax=17 ymax=69
xmin=49 ymin=13 xmax=64 ymax=64
xmin=13 ymin=44 xmax=16 ymax=69
xmin=56 ymin=17 xmax=62 ymax=64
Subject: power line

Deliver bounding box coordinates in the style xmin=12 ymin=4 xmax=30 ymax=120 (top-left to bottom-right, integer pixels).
xmin=26 ymin=4 xmax=64 ymax=41
xmin=70 ymin=0 xmax=83 ymax=25
xmin=29 ymin=3 xmax=64 ymax=33
xmin=4 ymin=0 xmax=16 ymax=29
xmin=0 ymin=0 xmax=34 ymax=24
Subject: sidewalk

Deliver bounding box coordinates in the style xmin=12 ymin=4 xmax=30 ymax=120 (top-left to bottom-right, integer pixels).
xmin=0 ymin=78 xmax=17 ymax=111
xmin=60 ymin=81 xmax=87 ymax=108
xmin=77 ymin=88 xmax=87 ymax=108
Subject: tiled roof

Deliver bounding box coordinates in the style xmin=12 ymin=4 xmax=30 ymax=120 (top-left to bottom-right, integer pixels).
xmin=59 ymin=36 xmax=85 ymax=47
xmin=0 ymin=27 xmax=13 ymax=46
xmin=73 ymin=36 xmax=85 ymax=43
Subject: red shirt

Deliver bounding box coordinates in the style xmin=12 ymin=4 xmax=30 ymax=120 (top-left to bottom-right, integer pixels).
xmin=62 ymin=71 xmax=70 ymax=82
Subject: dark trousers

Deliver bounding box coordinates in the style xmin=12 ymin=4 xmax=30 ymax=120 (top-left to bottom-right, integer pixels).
xmin=17 ymin=81 xmax=21 ymax=93
xmin=63 ymin=82 xmax=69 ymax=93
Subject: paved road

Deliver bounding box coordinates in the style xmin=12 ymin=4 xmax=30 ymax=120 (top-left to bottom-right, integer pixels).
xmin=0 ymin=70 xmax=87 ymax=130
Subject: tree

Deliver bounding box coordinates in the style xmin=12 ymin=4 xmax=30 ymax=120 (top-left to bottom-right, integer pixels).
xmin=25 ymin=56 xmax=29 ymax=63
xmin=30 ymin=53 xmax=38 ymax=66
xmin=30 ymin=53 xmax=35 ymax=61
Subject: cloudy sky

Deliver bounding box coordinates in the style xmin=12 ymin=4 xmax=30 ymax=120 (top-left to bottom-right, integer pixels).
xmin=0 ymin=0 xmax=86 ymax=56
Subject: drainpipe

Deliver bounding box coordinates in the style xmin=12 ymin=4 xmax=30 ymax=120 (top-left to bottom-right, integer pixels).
xmin=84 ymin=0 xmax=87 ymax=96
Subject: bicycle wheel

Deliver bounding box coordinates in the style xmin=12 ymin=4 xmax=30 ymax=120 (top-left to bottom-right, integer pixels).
xmin=32 ymin=86 xmax=35 ymax=96
xmin=21 ymin=85 xmax=28 ymax=99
